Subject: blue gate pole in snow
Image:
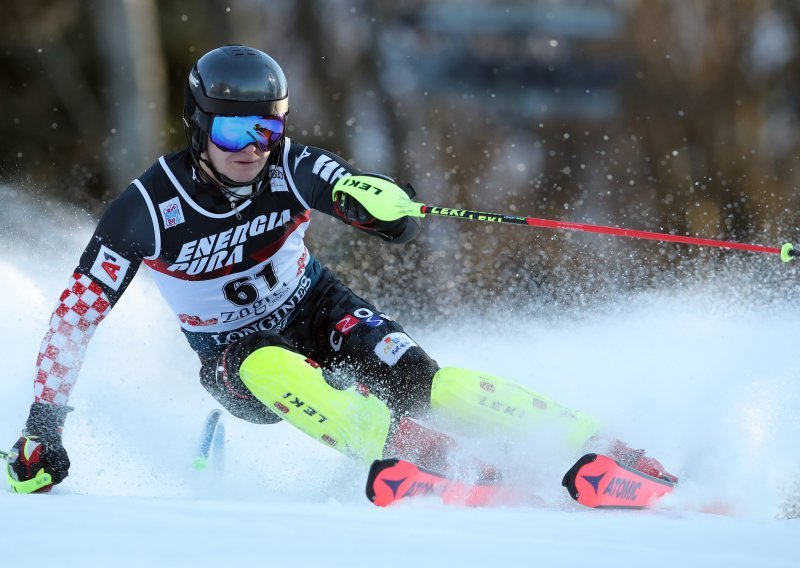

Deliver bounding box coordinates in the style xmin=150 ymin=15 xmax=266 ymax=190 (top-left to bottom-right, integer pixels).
xmin=194 ymin=409 xmax=225 ymax=473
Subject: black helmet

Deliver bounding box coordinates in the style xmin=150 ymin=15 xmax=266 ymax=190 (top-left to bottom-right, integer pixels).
xmin=183 ymin=45 xmax=289 ymax=199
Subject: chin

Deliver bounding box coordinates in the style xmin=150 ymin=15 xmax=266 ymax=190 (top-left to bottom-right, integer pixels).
xmin=230 ymin=166 xmax=263 ymax=182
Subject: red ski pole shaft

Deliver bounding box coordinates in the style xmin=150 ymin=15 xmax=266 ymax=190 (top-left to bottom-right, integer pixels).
xmin=419 ymin=205 xmax=793 ymax=258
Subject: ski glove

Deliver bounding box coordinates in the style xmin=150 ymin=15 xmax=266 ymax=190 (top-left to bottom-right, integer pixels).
xmin=6 ymin=402 xmax=71 ymax=493
xmin=333 ymin=174 xmax=422 ymax=242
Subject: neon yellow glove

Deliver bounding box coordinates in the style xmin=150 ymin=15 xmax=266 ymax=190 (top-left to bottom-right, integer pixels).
xmin=332 ymin=174 xmax=425 ymax=223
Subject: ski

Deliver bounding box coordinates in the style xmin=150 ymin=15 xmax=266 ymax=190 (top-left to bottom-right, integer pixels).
xmin=366 ymin=457 xmax=514 ymax=507
xmin=561 ymin=453 xmax=675 ymax=509
xmin=368 ymin=453 xmax=675 ymax=509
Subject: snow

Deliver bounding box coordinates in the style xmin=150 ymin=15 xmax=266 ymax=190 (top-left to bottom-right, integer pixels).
xmin=0 ymin=189 xmax=797 ymax=566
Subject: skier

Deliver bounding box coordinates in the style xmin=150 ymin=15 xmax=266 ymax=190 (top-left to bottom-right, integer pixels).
xmin=6 ymin=45 xmax=675 ymax=494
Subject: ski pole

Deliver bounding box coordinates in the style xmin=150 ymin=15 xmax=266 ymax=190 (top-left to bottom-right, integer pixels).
xmin=419 ymin=205 xmax=797 ymax=262
xmin=333 ymin=175 xmax=797 ymax=261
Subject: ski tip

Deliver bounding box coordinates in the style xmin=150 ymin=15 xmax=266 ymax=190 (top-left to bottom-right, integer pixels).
xmin=562 ymin=453 xmax=598 ymax=500
xmin=562 ymin=453 xmax=675 ymax=509
xmin=366 ymin=458 xmax=401 ymax=505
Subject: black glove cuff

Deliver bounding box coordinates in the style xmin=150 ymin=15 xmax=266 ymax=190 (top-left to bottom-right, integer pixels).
xmin=25 ymin=402 xmax=72 ymax=442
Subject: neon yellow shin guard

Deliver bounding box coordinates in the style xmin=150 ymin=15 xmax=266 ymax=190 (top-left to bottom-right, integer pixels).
xmin=429 ymin=367 xmax=600 ymax=448
xmin=239 ymin=346 xmax=392 ymax=462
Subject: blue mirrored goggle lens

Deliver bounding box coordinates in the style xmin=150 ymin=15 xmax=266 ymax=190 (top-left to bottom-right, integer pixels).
xmin=209 ymin=115 xmax=285 ymax=152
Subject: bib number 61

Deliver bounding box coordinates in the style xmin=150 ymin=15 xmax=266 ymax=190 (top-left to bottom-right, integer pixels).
xmin=223 ymin=262 xmax=278 ymax=307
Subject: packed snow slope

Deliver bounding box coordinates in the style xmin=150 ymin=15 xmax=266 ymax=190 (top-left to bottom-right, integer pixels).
xmin=0 ymin=187 xmax=797 ymax=566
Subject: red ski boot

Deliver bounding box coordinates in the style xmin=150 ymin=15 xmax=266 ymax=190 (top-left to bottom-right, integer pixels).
xmin=384 ymin=416 xmax=501 ymax=482
xmin=607 ymin=440 xmax=678 ymax=484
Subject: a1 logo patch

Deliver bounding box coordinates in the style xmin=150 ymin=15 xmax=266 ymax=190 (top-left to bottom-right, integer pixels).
xmin=90 ymin=245 xmax=131 ymax=291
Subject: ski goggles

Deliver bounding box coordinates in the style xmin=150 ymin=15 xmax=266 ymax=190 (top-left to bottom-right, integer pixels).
xmin=209 ymin=114 xmax=285 ymax=152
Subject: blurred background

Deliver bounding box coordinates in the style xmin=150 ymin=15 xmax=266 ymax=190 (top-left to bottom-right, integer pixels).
xmin=3 ymin=0 xmax=800 ymax=322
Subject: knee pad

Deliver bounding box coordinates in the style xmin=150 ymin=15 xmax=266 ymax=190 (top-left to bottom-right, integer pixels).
xmin=239 ymin=342 xmax=392 ymax=462
xmin=430 ymin=367 xmax=600 ymax=447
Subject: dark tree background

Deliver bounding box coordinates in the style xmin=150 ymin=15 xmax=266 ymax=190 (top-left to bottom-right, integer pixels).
xmin=2 ymin=0 xmax=800 ymax=322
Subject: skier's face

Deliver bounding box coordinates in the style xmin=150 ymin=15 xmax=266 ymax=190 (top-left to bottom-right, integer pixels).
xmin=204 ymin=138 xmax=269 ymax=183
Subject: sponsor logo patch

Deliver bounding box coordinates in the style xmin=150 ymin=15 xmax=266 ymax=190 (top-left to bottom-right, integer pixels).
xmin=374 ymin=332 xmax=417 ymax=366
xmin=90 ymin=245 xmax=130 ymax=291
xmin=293 ymin=146 xmax=311 ymax=173
xmin=312 ymin=155 xmax=348 ymax=183
xmin=402 ymin=481 xmax=436 ymax=498
xmin=158 ymin=197 xmax=185 ymax=228
xmin=269 ymin=165 xmax=289 ymax=192
xmin=169 ymin=209 xmax=291 ymax=275
xmin=329 ymin=308 xmax=389 ymax=352
xmin=335 ymin=314 xmax=362 ymax=335
xmin=602 ymin=477 xmax=641 ymax=501
xmin=296 ymin=248 xmax=307 ymax=277
xmin=178 ymin=314 xmax=219 ymax=327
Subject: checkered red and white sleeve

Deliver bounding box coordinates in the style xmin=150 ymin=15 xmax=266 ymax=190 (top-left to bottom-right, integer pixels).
xmin=34 ymin=272 xmax=112 ymax=406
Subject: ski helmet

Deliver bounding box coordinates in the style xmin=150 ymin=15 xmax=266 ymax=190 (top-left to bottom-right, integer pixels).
xmin=183 ymin=45 xmax=289 ymax=199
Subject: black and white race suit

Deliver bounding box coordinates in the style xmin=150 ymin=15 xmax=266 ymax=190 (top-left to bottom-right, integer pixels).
xmin=31 ymin=139 xmax=435 ymax=418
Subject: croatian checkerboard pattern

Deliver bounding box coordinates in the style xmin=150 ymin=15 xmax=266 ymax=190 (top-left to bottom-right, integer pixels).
xmin=34 ymin=272 xmax=111 ymax=405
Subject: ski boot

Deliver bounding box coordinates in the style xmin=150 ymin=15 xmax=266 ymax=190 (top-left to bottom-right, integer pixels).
xmin=384 ymin=416 xmax=502 ymax=483
xmin=607 ymin=440 xmax=678 ymax=483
